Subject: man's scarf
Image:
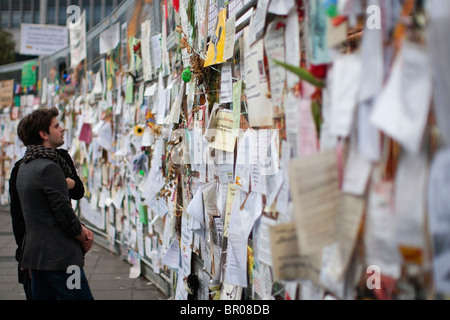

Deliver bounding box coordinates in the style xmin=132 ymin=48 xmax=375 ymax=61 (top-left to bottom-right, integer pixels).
xmin=23 ymin=144 xmax=74 ymax=179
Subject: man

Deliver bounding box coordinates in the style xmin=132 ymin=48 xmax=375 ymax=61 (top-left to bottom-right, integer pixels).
xmin=9 ymin=119 xmax=86 ymax=300
xmin=15 ymin=107 xmax=94 ymax=300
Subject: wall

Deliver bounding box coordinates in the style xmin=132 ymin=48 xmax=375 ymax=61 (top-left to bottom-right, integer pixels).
xmin=1 ymin=0 xmax=450 ymax=301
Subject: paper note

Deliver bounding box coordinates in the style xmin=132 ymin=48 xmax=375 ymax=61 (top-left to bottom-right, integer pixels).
xmin=223 ymin=16 xmax=236 ymax=61
xmin=357 ymin=99 xmax=381 ymax=161
xmin=187 ymin=187 xmax=205 ymax=226
xmin=288 ymin=150 xmax=339 ymax=255
xmin=125 ymin=75 xmax=134 ymax=104
xmin=268 ymin=0 xmax=295 ymax=15
xmin=168 ymin=81 xmax=184 ymax=124
xmin=342 ymin=147 xmax=373 ymax=196
xmin=364 ymin=175 xmax=402 ymax=279
xmin=69 ymin=11 xmax=87 ymax=68
xmin=151 ymin=34 xmax=162 ymax=72
xmin=161 ymin=239 xmax=180 ymax=270
xmin=326 ymin=16 xmax=347 ymax=48
xmin=138 ymin=202 xmax=148 ymax=224
xmin=234 ymin=129 xmax=256 ymax=193
xmin=202 ymin=181 xmax=219 ymax=216
xmin=394 ymin=151 xmax=428 ymax=252
xmin=243 ymin=30 xmax=273 ymax=127
xmin=329 ymin=52 xmax=362 ymax=138
xmin=264 ymin=18 xmax=286 ymax=114
xmin=220 ymin=282 xmax=243 ymax=300
xmin=285 ymin=8 xmax=301 ymax=89
xmin=226 ymin=192 xmax=262 ymax=287
xmin=79 ymin=123 xmax=92 ymax=144
xmin=331 ymin=194 xmax=365 ymax=281
xmin=219 ymin=63 xmax=233 ymax=104
xmin=100 ymin=22 xmax=120 ymax=54
xmin=426 ymin=0 xmax=450 ymax=145
xmin=180 ymin=213 xmax=193 ymax=280
xmin=209 ymin=109 xmax=236 ymax=153
xmin=308 ymin=0 xmax=331 ymax=65
xmin=298 ymin=95 xmax=319 ymax=156
xmin=270 ymin=221 xmax=322 ymax=285
xmin=428 ymin=147 xmax=450 ymax=294
xmin=254 ymin=215 xmax=276 ymax=266
xmin=232 ymin=80 xmax=242 ymax=137
xmin=269 ymin=222 xmax=303 ymax=281
xmin=248 ymin=0 xmax=270 ymax=45
xmin=359 ymin=14 xmax=384 ymax=102
xmin=370 ymin=41 xmax=432 ymax=155
xmin=223 ymin=183 xmax=237 ymax=238
xmin=225 ymin=213 xmax=248 ymax=286
xmin=141 ymin=20 xmax=152 ymax=81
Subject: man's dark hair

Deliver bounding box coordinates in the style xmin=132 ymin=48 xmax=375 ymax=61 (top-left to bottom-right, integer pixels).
xmin=17 ymin=107 xmax=59 ymax=146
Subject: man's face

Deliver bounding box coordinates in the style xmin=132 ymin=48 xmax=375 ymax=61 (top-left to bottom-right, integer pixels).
xmin=44 ymin=117 xmax=65 ymax=149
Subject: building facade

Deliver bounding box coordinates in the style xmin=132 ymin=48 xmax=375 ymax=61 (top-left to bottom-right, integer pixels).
xmin=0 ymin=0 xmax=125 ymax=53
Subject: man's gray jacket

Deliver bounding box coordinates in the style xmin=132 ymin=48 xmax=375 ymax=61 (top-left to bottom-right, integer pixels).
xmin=16 ymin=158 xmax=84 ymax=270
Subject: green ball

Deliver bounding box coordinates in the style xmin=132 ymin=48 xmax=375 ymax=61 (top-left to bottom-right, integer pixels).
xmin=326 ymin=5 xmax=338 ymax=18
xmin=182 ymin=66 xmax=191 ymax=83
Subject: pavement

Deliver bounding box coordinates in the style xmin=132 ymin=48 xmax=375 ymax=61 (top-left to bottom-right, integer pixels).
xmin=0 ymin=205 xmax=169 ymax=300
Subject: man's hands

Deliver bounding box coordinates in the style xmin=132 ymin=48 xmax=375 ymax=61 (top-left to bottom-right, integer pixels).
xmin=82 ymin=226 xmax=94 ymax=252
xmin=66 ymin=178 xmax=75 ymax=190
xmin=75 ymin=225 xmax=94 ymax=253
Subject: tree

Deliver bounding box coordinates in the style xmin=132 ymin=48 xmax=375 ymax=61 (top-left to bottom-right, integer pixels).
xmin=0 ymin=27 xmax=16 ymax=65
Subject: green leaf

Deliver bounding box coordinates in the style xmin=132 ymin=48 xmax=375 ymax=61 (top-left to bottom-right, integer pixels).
xmin=311 ymin=101 xmax=322 ymax=138
xmin=273 ymin=59 xmax=325 ymax=88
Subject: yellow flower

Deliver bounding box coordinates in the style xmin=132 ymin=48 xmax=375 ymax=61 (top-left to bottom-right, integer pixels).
xmin=134 ymin=125 xmax=144 ymax=136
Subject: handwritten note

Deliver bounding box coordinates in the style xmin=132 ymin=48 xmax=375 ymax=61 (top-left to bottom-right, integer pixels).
xmin=288 ymin=150 xmax=339 ymax=255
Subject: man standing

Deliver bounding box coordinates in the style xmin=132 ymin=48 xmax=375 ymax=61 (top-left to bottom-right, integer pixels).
xmin=15 ymin=107 xmax=94 ymax=300
xmin=9 ymin=116 xmax=86 ymax=300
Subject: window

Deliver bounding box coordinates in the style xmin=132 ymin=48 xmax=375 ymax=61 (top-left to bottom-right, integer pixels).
xmin=83 ymin=0 xmax=90 ymax=25
xmin=94 ymin=0 xmax=102 ymax=25
xmin=48 ymin=9 xmax=56 ymax=24
xmin=23 ymin=0 xmax=32 ymax=10
xmin=23 ymin=12 xmax=32 ymax=23
xmin=0 ymin=0 xmax=10 ymax=10
xmin=12 ymin=1 xmax=20 ymax=11
xmin=59 ymin=6 xmax=67 ymax=25
xmin=23 ymin=0 xmax=33 ymax=24
xmin=48 ymin=0 xmax=57 ymax=25
xmin=12 ymin=12 xmax=21 ymax=27
xmin=0 ymin=0 xmax=10 ymax=27
xmin=105 ymin=5 xmax=113 ymax=16
xmin=0 ymin=12 xmax=9 ymax=28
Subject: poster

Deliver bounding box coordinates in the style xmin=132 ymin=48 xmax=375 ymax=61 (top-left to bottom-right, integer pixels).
xmin=204 ymin=8 xmax=227 ymax=67
xmin=21 ymin=61 xmax=37 ymax=88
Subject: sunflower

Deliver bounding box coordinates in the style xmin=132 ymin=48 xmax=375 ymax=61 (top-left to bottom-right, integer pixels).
xmin=134 ymin=125 xmax=144 ymax=136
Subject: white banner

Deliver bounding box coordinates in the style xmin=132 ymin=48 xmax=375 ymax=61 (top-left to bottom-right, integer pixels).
xmin=20 ymin=23 xmax=68 ymax=56
xmin=69 ymin=11 xmax=87 ymax=68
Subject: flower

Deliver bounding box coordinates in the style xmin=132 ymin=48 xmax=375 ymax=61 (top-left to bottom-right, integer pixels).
xmin=175 ymin=25 xmax=183 ymax=34
xmin=134 ymin=125 xmax=144 ymax=136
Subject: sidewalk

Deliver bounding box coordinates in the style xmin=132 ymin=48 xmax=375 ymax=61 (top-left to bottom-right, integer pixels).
xmin=0 ymin=205 xmax=169 ymax=300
